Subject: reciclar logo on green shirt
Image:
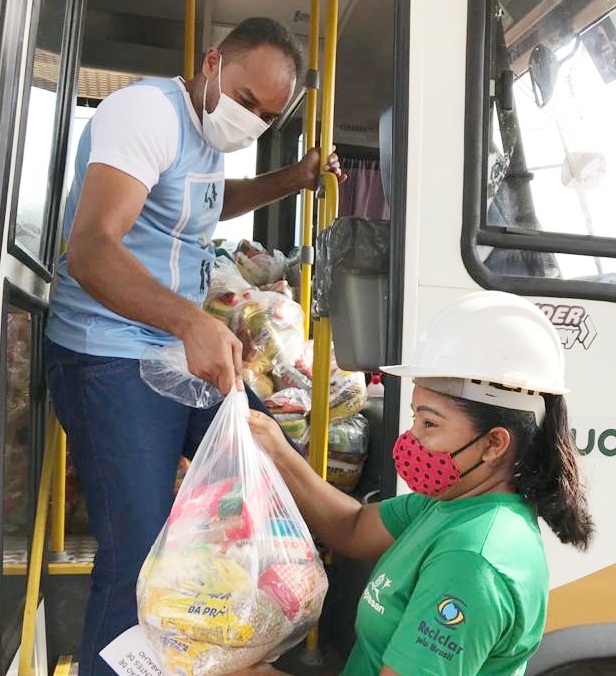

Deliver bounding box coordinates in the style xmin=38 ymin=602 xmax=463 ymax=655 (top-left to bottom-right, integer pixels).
xmin=415 ymin=596 xmax=466 ymax=662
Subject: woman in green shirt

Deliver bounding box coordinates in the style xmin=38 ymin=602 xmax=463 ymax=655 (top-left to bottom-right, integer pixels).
xmin=242 ymin=291 xmax=593 ymax=676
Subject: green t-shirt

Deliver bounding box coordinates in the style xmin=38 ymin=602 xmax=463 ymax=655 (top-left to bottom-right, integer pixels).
xmin=341 ymin=492 xmax=548 ymax=676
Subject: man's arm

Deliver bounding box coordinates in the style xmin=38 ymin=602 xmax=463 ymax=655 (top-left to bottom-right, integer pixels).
xmin=68 ymin=163 xmax=243 ymax=393
xmin=220 ymin=148 xmax=344 ymax=220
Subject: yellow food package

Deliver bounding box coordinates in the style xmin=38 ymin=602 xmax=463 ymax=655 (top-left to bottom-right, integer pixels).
xmin=145 ymin=550 xmax=253 ymax=596
xmin=152 ymin=633 xmax=206 ymax=676
xmin=329 ymin=393 xmax=365 ymax=422
xmin=145 ymin=590 xmax=254 ymax=646
xmin=145 ymin=627 xmax=277 ymax=676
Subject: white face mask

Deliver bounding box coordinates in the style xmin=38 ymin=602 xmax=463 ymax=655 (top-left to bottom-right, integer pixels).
xmin=202 ymin=54 xmax=270 ymax=153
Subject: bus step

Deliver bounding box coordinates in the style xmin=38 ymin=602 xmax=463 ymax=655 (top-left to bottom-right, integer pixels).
xmin=3 ymin=535 xmax=96 ymax=576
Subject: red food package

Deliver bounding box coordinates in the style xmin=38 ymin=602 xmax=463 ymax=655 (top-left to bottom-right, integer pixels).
xmin=258 ymin=563 xmax=325 ymax=621
xmin=264 ymin=388 xmax=311 ymax=414
xmin=167 ymin=478 xmax=255 ymax=546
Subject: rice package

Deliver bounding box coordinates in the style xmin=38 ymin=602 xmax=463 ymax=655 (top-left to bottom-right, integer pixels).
xmin=137 ymin=387 xmax=328 ymax=676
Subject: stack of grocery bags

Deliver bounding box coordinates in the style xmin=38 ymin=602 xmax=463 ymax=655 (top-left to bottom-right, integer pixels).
xmin=203 ymin=241 xmax=370 ymax=493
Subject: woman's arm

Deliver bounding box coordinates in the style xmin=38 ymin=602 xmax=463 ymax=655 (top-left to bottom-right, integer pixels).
xmin=248 ymin=411 xmax=394 ymax=560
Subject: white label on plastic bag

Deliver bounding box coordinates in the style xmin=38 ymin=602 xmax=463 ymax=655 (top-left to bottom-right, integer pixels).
xmin=100 ymin=625 xmax=165 ymax=676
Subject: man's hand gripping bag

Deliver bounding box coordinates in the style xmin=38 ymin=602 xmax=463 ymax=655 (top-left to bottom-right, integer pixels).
xmin=136 ymin=387 xmax=328 ymax=676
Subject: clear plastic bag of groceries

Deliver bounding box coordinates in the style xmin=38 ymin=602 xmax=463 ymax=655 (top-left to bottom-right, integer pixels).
xmin=140 ymin=342 xmax=223 ymax=409
xmin=230 ymin=290 xmax=306 ymax=374
xmin=234 ymin=239 xmax=288 ymax=287
xmin=137 ymin=387 xmax=328 ymax=676
xmin=203 ymin=257 xmax=254 ymax=326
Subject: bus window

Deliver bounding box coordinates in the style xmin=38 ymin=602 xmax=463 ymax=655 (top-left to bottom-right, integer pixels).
xmin=208 ymin=144 xmax=258 ymax=243
xmin=65 ymin=104 xmax=96 ymax=188
xmin=463 ymin=0 xmax=616 ymax=299
xmin=0 ymin=285 xmax=46 ymax=665
xmin=1 ymin=308 xmax=33 ymax=658
xmin=10 ymin=0 xmax=65 ymax=271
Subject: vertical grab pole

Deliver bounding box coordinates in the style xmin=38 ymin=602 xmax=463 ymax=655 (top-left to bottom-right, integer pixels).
xmin=300 ymin=0 xmax=321 ymax=339
xmin=184 ymin=0 xmax=197 ymax=81
xmin=49 ymin=428 xmax=67 ymax=554
xmin=308 ymin=0 xmax=339 ymax=481
xmin=318 ymin=0 xmax=338 ymax=161
xmin=19 ymin=417 xmax=60 ymax=676
xmin=305 ymin=0 xmax=339 ymax=660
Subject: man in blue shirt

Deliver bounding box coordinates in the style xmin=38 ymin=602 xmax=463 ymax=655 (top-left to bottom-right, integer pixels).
xmin=45 ymin=18 xmax=343 ymax=676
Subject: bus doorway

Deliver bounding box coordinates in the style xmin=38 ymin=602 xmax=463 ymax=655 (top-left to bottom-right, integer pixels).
xmin=3 ymin=0 xmax=616 ymax=674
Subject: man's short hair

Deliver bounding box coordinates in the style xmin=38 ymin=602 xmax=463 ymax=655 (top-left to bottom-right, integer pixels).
xmin=218 ymin=17 xmax=304 ymax=80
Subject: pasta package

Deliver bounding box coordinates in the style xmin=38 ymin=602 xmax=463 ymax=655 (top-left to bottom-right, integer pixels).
xmin=137 ymin=387 xmax=328 ymax=676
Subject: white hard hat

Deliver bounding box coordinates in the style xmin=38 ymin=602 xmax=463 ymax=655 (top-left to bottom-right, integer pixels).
xmin=381 ymin=291 xmax=567 ymax=395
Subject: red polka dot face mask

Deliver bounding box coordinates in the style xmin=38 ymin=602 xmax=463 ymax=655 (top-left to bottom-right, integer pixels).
xmin=393 ymin=431 xmax=486 ymax=497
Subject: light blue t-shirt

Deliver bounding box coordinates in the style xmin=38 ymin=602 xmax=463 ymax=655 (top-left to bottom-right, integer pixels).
xmin=46 ymin=77 xmax=224 ymax=358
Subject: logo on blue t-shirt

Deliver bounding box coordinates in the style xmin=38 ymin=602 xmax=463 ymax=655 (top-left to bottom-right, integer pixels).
xmin=436 ymin=596 xmax=466 ymax=627
xmin=203 ymin=182 xmax=218 ymax=210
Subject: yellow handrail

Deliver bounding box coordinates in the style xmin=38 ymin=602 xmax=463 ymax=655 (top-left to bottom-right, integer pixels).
xmin=53 ymin=655 xmax=73 ymax=676
xmin=318 ymin=0 xmax=339 ymax=171
xmin=50 ymin=428 xmax=67 ymax=554
xmin=304 ymin=1 xmax=339 ymax=656
xmin=184 ymin=0 xmax=197 ymax=81
xmin=308 ymin=0 xmax=339 ymax=481
xmin=19 ymin=416 xmax=61 ymax=676
xmin=300 ymin=0 xmax=321 ymax=339
xmin=322 ymin=172 xmax=339 ymax=228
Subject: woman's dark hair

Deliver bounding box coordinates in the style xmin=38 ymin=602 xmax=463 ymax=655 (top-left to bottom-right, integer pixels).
xmin=218 ymin=18 xmax=304 ymax=79
xmin=454 ymin=394 xmax=594 ymax=551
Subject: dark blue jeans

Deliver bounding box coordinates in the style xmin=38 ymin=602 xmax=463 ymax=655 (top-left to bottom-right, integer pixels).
xmin=45 ymin=339 xmax=287 ymax=676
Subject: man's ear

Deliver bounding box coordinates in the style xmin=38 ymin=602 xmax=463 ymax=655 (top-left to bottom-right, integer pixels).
xmin=202 ymin=48 xmax=220 ymax=79
xmin=481 ymin=427 xmax=513 ymax=466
